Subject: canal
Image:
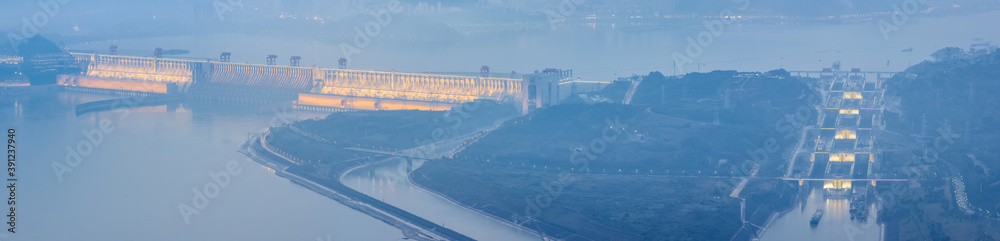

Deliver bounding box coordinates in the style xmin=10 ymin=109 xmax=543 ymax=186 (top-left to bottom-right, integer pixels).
xmin=342 ymin=157 xmax=538 ymax=241
xmin=7 ymin=9 xmax=999 ymax=240
xmin=759 ymin=187 xmax=882 ymax=241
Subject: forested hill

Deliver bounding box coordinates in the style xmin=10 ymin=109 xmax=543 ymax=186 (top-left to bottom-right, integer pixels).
xmin=418 ymin=70 xmax=813 ymax=240
xmin=453 ymin=69 xmax=818 ymax=177
xmin=885 ymin=47 xmax=1000 ymax=214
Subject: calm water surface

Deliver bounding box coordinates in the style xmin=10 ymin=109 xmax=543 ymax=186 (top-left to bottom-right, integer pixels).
xmin=9 ymin=10 xmax=998 ymax=240
xmin=3 ymin=92 xmax=407 ymax=240
xmin=760 ymin=188 xmax=882 ymax=241
xmin=342 ymin=158 xmax=538 ymax=241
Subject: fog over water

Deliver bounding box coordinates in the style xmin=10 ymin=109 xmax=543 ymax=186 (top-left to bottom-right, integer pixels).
xmin=66 ymin=10 xmax=1000 ymax=82
xmin=2 ymin=2 xmax=998 ymax=240
xmin=3 ymin=92 xmax=409 ymax=240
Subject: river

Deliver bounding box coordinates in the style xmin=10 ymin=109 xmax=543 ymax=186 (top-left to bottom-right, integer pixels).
xmin=65 ymin=10 xmax=1000 ymax=83
xmin=7 ymin=9 xmax=1000 ymax=241
xmin=2 ymin=92 xmax=409 ymax=240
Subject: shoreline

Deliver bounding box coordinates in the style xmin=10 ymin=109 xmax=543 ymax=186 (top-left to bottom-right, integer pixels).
xmin=754 ymin=187 xmax=886 ymax=241
xmin=239 ymin=130 xmax=475 ymax=241
xmin=404 ymin=169 xmax=545 ymax=238
xmin=332 ymin=124 xmax=547 ymax=240
xmin=754 ymin=190 xmax=803 ymax=239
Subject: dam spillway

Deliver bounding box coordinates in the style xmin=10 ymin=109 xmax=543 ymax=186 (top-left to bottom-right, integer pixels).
xmin=58 ymin=53 xmax=535 ymax=111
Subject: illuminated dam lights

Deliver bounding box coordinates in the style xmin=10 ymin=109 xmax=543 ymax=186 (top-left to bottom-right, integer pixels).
xmin=843 ymin=92 xmax=863 ymax=99
xmin=829 ymin=153 xmax=855 ymax=162
xmin=69 ymin=52 xmax=525 ymax=105
xmin=783 ymin=178 xmax=908 ymax=186
xmin=839 ymin=109 xmax=859 ymax=114
xmin=834 ymin=130 xmax=857 ymax=139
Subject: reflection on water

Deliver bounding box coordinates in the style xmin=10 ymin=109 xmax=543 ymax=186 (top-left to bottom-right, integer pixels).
xmin=343 ymin=158 xmax=538 ymax=241
xmin=760 ymin=187 xmax=881 ymax=241
xmin=4 ymin=92 xmax=409 ymax=241
xmin=11 ymin=11 xmax=1000 ymax=239
xmin=67 ymin=10 xmax=1000 ymax=83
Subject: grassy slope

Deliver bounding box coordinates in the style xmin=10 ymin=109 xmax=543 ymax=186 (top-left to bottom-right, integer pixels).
xmin=886 ymin=50 xmax=1000 ymax=212
xmin=879 ymin=49 xmax=1000 ymax=241
xmin=416 ymin=160 xmax=742 ymax=240
xmin=454 ymin=71 xmax=817 ymax=176
xmin=415 ymin=70 xmax=815 ymax=240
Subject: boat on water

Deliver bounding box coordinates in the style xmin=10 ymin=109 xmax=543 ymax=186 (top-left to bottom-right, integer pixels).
xmin=810 ymin=208 xmax=824 ymax=226
xmin=850 ymin=195 xmax=870 ymax=221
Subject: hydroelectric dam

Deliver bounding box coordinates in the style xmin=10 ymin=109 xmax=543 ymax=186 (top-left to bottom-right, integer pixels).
xmin=54 ymin=53 xmax=582 ymax=114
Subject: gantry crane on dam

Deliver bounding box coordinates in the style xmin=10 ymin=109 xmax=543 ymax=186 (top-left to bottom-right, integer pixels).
xmin=56 ymin=51 xmax=580 ymax=114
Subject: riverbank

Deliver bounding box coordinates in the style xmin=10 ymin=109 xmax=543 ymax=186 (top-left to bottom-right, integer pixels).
xmin=240 ymin=129 xmax=475 ymax=241
xmin=406 ymin=170 xmax=545 ymax=238
xmin=754 ymin=184 xmax=808 ymax=239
